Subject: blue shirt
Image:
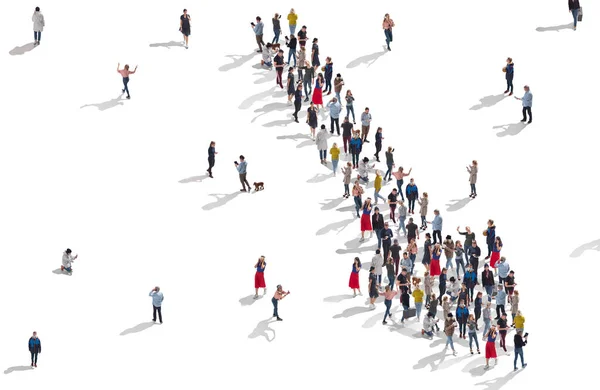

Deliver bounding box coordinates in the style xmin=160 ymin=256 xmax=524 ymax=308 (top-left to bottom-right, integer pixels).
xmin=236 ymin=161 xmax=247 ymax=174
xmin=496 ymin=290 xmax=506 ymax=305
xmin=432 ymin=215 xmax=443 ymax=231
xmin=149 ymin=291 xmax=164 ymax=307
xmin=327 ymin=101 xmax=342 ymax=118
xmin=256 ymin=262 xmax=266 ymax=272
xmin=253 ymin=22 xmax=264 ymax=35
xmin=361 ymin=112 xmax=371 ymax=127
xmin=497 ymin=261 xmax=510 ymax=278
xmin=522 ymin=91 xmax=532 ymax=107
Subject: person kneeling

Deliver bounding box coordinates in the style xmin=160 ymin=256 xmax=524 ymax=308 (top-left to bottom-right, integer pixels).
xmin=422 ymin=312 xmax=438 ymax=339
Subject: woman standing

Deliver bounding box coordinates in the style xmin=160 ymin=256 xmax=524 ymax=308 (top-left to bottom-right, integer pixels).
xmin=412 ymin=284 xmax=425 ymax=321
xmin=467 ymin=160 xmax=478 ymax=198
xmin=382 ymin=285 xmax=397 ymax=324
xmin=443 ymin=235 xmax=455 ymax=271
xmin=391 ymin=167 xmax=411 ymax=202
xmin=503 ymin=59 xmax=514 ymax=95
xmin=511 ymin=290 xmax=520 ymax=326
xmin=345 ymin=90 xmax=356 ymax=124
xmin=430 ymin=243 xmax=442 ymax=277
xmin=513 ymin=310 xmax=525 ymax=333
xmin=569 ymin=0 xmax=581 ymax=30
xmin=418 ymin=192 xmax=429 ymax=230
xmin=334 ymin=73 xmax=344 ymax=102
xmin=407 ymin=239 xmax=418 ymax=275
xmin=207 ymin=141 xmax=217 ymax=178
xmin=306 ymin=102 xmax=318 ymax=140
xmin=330 ymin=142 xmax=340 ymax=176
xmin=302 ymin=59 xmax=313 ymax=100
xmin=297 ymin=47 xmax=306 ymax=80
xmin=423 ymin=271 xmax=433 ymax=305
xmin=359 ymin=198 xmax=373 ymax=242
xmin=287 ymin=8 xmax=298 ymax=35
xmin=422 ymin=233 xmax=432 ymax=272
xmin=374 ymin=127 xmax=384 ymax=162
xmin=323 ymin=57 xmax=333 ymax=95
xmin=287 ymin=66 xmax=295 ymax=104
xmin=352 ymin=181 xmax=364 ymax=218
xmin=272 ymin=285 xmax=290 ymax=321
xmin=454 ymin=240 xmax=466 ymax=277
xmin=311 ymin=38 xmax=320 ymax=71
xmin=467 ymin=314 xmax=481 ymax=354
xmin=442 ymin=295 xmax=450 ymax=319
xmin=484 ymin=326 xmax=499 ymax=370
xmin=383 ymin=147 xmax=395 ymax=181
xmin=342 ymin=162 xmax=352 ymax=198
xmin=254 ymin=256 xmax=267 ymax=298
xmin=474 ymin=291 xmax=483 ymax=328
xmin=373 ymin=170 xmax=386 ymax=205
xmin=382 ymin=13 xmax=395 ymax=51
xmin=180 ymin=9 xmax=191 ymax=49
xmin=482 ymin=301 xmax=492 ymax=340
xmin=485 ymin=219 xmax=496 ymax=260
xmin=272 ymin=13 xmax=281 ymax=43
xmin=490 ymin=236 xmax=503 ymax=269
xmin=457 ymin=226 xmax=475 ymax=255
xmin=117 ymin=63 xmax=137 ymax=99
xmin=312 ymin=73 xmax=324 ymax=109
xmin=349 ymin=257 xmax=362 ymax=297
xmin=32 ymin=7 xmax=45 ymax=46
xmin=316 ymin=125 xmax=328 ymax=164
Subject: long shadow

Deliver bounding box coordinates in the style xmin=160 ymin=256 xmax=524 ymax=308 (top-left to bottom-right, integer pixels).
xmin=470 ymin=95 xmax=507 ymax=110
xmin=316 ymin=218 xmax=354 ymax=236
xmin=493 ymin=122 xmax=528 ymax=137
xmin=570 ymin=239 xmax=600 ymax=257
xmin=536 ymin=24 xmax=572 ymax=32
xmin=120 ymin=322 xmax=155 ymax=336
xmin=239 ymin=87 xmax=277 ymax=110
xmin=362 ymin=310 xmax=385 ymax=328
xmin=202 ymin=192 xmax=243 ymax=211
xmin=319 ymin=197 xmax=346 ymax=211
xmin=307 ymin=173 xmax=333 ymax=184
xmin=253 ymin=71 xmax=276 ymax=85
xmin=219 ymin=53 xmax=257 ymax=72
xmin=149 ymin=41 xmax=183 ymax=49
xmin=446 ymin=197 xmax=472 ymax=212
xmin=323 ymin=294 xmax=355 ymax=303
xmin=336 ymin=238 xmax=378 ymax=255
xmin=462 ymin=356 xmax=488 ymax=377
xmin=332 ymin=306 xmax=371 ymax=319
xmin=179 ymin=175 xmax=209 ymax=184
xmin=296 ymin=139 xmax=315 ymax=148
xmin=252 ymin=102 xmax=290 ymax=123
xmin=4 ymin=365 xmax=33 ymax=374
xmin=413 ymin=350 xmax=448 ymax=371
xmin=52 ymin=268 xmax=71 ymax=276
xmin=263 ymin=119 xmax=295 ymax=128
xmin=276 ymin=133 xmax=311 ymax=142
xmin=239 ymin=294 xmax=263 ymax=306
xmin=347 ymin=46 xmax=388 ymax=68
xmin=474 ymin=369 xmax=522 ymax=390
xmin=248 ymin=318 xmax=276 ymax=342
xmin=80 ymin=93 xmax=125 ymax=111
xmin=8 ymin=42 xmax=36 ymax=56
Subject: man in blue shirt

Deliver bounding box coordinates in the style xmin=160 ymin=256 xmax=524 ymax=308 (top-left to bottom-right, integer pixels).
xmin=516 ymin=85 xmax=532 ymax=123
xmin=149 ymin=286 xmax=164 ymax=324
xmin=429 ymin=209 xmax=443 ymax=245
xmin=327 ymin=97 xmax=342 ymax=135
xmin=251 ymin=16 xmax=265 ymax=52
xmin=235 ymin=155 xmax=251 ymax=192
xmin=494 ymin=285 xmax=507 ymax=320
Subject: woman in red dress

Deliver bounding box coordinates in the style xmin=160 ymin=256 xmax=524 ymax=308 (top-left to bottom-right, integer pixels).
xmin=490 ymin=236 xmax=502 ymax=270
xmin=312 ymin=73 xmax=324 ymax=109
xmin=429 ymin=243 xmax=442 ymax=277
xmin=484 ymin=325 xmax=498 ymax=369
xmin=359 ymin=198 xmax=373 ymax=242
xmin=254 ymin=256 xmax=267 ymax=299
xmin=349 ymin=257 xmax=362 ymax=297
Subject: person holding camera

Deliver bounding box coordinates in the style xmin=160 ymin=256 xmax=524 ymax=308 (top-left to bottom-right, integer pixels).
xmin=260 ymin=42 xmax=274 ymax=68
xmin=484 ymin=325 xmax=498 ymax=369
xmin=61 ymin=248 xmax=78 ymax=274
xmin=251 ymin=17 xmax=265 ymax=52
xmin=286 ymin=34 xmax=297 ymax=66
xmin=422 ymin=312 xmax=438 ymax=338
xmin=149 ymin=287 xmax=164 ymax=324
xmin=334 ymin=73 xmax=344 ymax=103
xmin=272 ymin=285 xmax=290 ymax=321
xmin=513 ymin=331 xmax=528 ymax=371
xmin=272 ymin=13 xmax=281 ymax=43
xmin=235 ymin=155 xmax=251 ymax=192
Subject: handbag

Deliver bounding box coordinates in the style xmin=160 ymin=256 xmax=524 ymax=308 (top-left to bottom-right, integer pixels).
xmin=578 ymin=7 xmax=583 ymax=22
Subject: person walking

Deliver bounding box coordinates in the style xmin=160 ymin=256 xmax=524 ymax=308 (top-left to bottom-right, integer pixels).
xmin=430 ymin=209 xmax=443 ymax=243
xmin=381 ymin=222 xmax=393 ymax=261
xmin=274 ymin=50 xmax=285 ymax=89
xmin=372 ymin=249 xmax=384 ymax=287
xmin=297 ymin=25 xmax=308 ymax=48
xmin=28 ymin=332 xmax=41 ymax=367
xmin=349 ymin=257 xmax=362 ymax=297
xmin=297 ymin=47 xmax=306 ymax=79
xmin=302 ymin=59 xmax=314 ymax=100
xmin=352 ymin=180 xmax=364 ymax=218
xmin=271 ymin=13 xmax=282 ymax=43
xmin=484 ymin=326 xmax=499 ymax=369
xmin=359 ymin=198 xmax=373 ymax=242
xmin=513 ymin=331 xmax=528 ymax=370
xmin=383 ymin=147 xmax=395 ymax=181
xmin=484 ymin=219 xmax=496 ymax=260
xmin=418 ymin=192 xmax=429 ymax=230
xmin=330 ymin=142 xmax=340 ymax=176
xmin=323 ymin=57 xmax=333 ymax=95
xmin=251 ymin=17 xmax=265 ymax=52
xmin=391 ymin=167 xmax=411 ymax=201
xmin=292 ymin=83 xmax=303 ymax=123
xmin=334 ymin=74 xmax=344 ymax=103
xmin=311 ymin=38 xmax=320 ymax=71
xmin=412 ymin=284 xmax=425 ymax=321
xmin=497 ymin=313 xmax=509 ymax=354
xmin=390 ymin=239 xmax=402 ymax=275
xmin=514 ymin=310 xmax=525 ymax=333
xmin=490 ymin=236 xmax=503 ymax=269
xmin=312 ymin=73 xmax=324 ymax=109
xmin=61 ymin=248 xmax=78 ymax=274
xmin=360 ymin=108 xmax=372 ymax=143
xmin=345 ymin=90 xmax=356 ymax=123
xmin=382 ymin=285 xmax=397 ymax=324
xmin=444 ymin=314 xmax=458 ymax=356
xmin=327 ymin=97 xmax=342 ymax=135
xmin=368 ymin=266 xmax=380 ymax=310
xmin=467 ymin=240 xmax=481 ymax=273
xmin=374 ymin=127 xmax=384 ymax=162
xmin=287 ymin=9 xmax=298 ymax=35
xmin=399 ymin=288 xmax=411 ymax=323
xmin=454 ymin=240 xmax=466 ymax=277
xmin=287 ymin=66 xmax=296 ymax=105
xmin=474 ymin=291 xmax=483 ymax=328
xmin=467 ymin=160 xmax=478 ymax=198
xmin=464 ymin=264 xmax=477 ymax=303
xmin=342 ymin=162 xmax=352 ymax=198
xmin=372 ymin=207 xmax=385 ymax=248
xmin=373 ymin=171 xmax=386 ymax=205
xmin=286 ymin=34 xmax=297 ymax=66
xmin=382 ymin=13 xmax=395 ymax=51
xmin=397 ymin=201 xmax=408 ymax=237
xmin=422 ymin=233 xmax=432 ymax=272
xmin=235 ymin=155 xmax=251 ymax=192
xmin=341 ymin=117 xmax=353 ymax=154
xmin=149 ymin=287 xmax=164 ymax=324
xmin=254 ymin=256 xmax=267 ymax=298
xmin=385 ymin=256 xmax=395 ymax=289
xmin=406 ymin=217 xmax=420 ymax=244
xmin=407 ymin=240 xmax=418 ymax=275
xmin=515 ymin=85 xmax=533 ymax=123
xmin=405 ymin=178 xmax=419 ymax=214
xmin=428 ymin=293 xmax=441 ymax=332
xmin=510 ymin=289 xmax=520 ymax=325
xmin=497 ymin=256 xmax=510 ymax=284
xmin=306 ymin=101 xmax=318 ymax=139
xmin=207 ymin=141 xmax=217 ymax=178
xmin=569 ymin=0 xmax=581 ymax=30
xmin=423 ymin=271 xmax=433 ymax=305
xmin=316 ymin=125 xmax=328 ymax=164
xmin=442 ymin=235 xmax=454 ymax=271
xmin=505 ymin=270 xmax=516 ymax=304
xmin=32 ymin=7 xmax=45 ymax=46
xmin=117 ymin=63 xmax=137 ymax=100
xmin=387 ymin=188 xmax=399 ymax=224
xmin=180 ymin=9 xmax=191 ymax=49
xmin=272 ymin=285 xmax=290 ymax=321
xmin=482 ymin=301 xmax=492 ymax=339
xmin=503 ymin=58 xmax=514 ymax=95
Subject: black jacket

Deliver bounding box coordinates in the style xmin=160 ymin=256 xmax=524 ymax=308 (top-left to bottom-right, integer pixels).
xmin=372 ymin=213 xmax=385 ymax=230
xmin=481 ymin=270 xmax=495 ymax=287
xmin=514 ymin=334 xmax=527 ymax=348
xmin=569 ymin=0 xmax=581 ymax=11
xmin=286 ymin=37 xmax=297 ymax=50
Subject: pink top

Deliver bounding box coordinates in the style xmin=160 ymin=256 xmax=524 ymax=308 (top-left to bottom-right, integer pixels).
xmin=118 ymin=69 xmax=135 ymax=77
xmin=384 ymin=290 xmax=397 ymax=300
xmin=273 ymin=290 xmax=284 ymax=300
xmin=391 ymin=171 xmax=408 ymax=180
xmin=382 ymin=18 xmax=395 ymax=29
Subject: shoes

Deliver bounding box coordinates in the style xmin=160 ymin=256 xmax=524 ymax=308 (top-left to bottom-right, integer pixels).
xmin=364 ymin=140 xmax=370 ymax=143
xmin=484 ymin=365 xmax=489 ymax=370
xmin=485 ymin=256 xmax=490 ymax=260
xmin=294 ymin=119 xmax=299 ymax=123
xmin=383 ymin=321 xmax=388 ymax=325
xmin=508 ymin=92 xmax=513 ymax=96
xmin=452 ymin=351 xmax=457 ymax=356
xmin=514 ymin=367 xmax=518 ymax=371
xmin=34 ymin=363 xmax=37 ymax=367
xmin=276 ymin=317 xmax=283 ymax=321
xmin=253 ymin=294 xmax=258 ymax=299
xmin=527 ymin=120 xmax=532 ymax=124
xmin=31 ymin=363 xmax=34 ymax=367
xmin=240 ymin=189 xmax=247 ymax=192
xmin=478 ymin=350 xmax=481 ymax=354
xmin=122 ymin=89 xmax=125 ymax=93
xmin=209 ymin=174 xmax=213 ymax=178
xmin=523 ymin=363 xmax=527 ymax=368
xmin=504 ymin=90 xmax=509 ymax=93
xmin=470 ymin=349 xmax=473 ymax=355
xmin=520 ymin=118 xmax=526 ymax=122
xmin=152 ymin=319 xmax=156 ymax=322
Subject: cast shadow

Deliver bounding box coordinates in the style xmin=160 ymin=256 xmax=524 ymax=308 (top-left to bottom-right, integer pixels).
xmin=493 ymin=122 xmax=528 ymax=137
xmin=413 ymin=350 xmax=448 ymax=371
xmin=307 ymin=173 xmax=333 ymax=183
xmin=252 ymin=102 xmax=290 ymax=123
xmin=536 ymin=24 xmax=572 ymax=32
xmin=263 ymin=119 xmax=294 ymax=128
xmin=120 ymin=322 xmax=155 ymax=336
xmin=570 ymin=239 xmax=600 ymax=258
xmin=202 ymin=192 xmax=243 ymax=211
xmin=316 ymin=218 xmax=354 ymax=236
xmin=52 ymin=268 xmax=71 ymax=276
xmin=253 ymin=70 xmax=276 ymax=84
xmin=335 ymin=238 xmax=378 ymax=255
xmin=80 ymin=94 xmax=125 ymax=111
xmin=276 ymin=133 xmax=311 ymax=142
xmin=323 ymin=294 xmax=355 ymax=303
xmin=8 ymin=42 xmax=36 ymax=56
xmin=347 ymin=46 xmax=388 ymax=69
xmin=462 ymin=356 xmax=488 ymax=377
xmin=248 ymin=318 xmax=276 ymax=342
xmin=470 ymin=95 xmax=507 ymax=110
xmin=219 ymin=53 xmax=256 ymax=72
xmin=362 ymin=311 xmax=384 ymax=329
xmin=474 ymin=369 xmax=522 ymax=390
xmin=239 ymin=87 xmax=278 ymax=110
xmin=388 ymin=321 xmax=428 ymax=338
xmin=179 ymin=175 xmax=209 ymax=184
xmin=332 ymin=306 xmax=371 ymax=319
xmin=149 ymin=41 xmax=183 ymax=49
xmin=239 ymin=294 xmax=263 ymax=306
xmin=319 ymin=197 xmax=346 ymax=211
xmin=296 ymin=139 xmax=315 ymax=148
xmin=4 ymin=365 xmax=33 ymax=374
xmin=446 ymin=198 xmax=472 ymax=212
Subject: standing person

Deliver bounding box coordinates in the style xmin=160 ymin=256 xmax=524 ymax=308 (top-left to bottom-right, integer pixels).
xmin=61 ymin=248 xmax=78 ymax=274
xmin=444 ymin=314 xmax=458 ymax=356
xmin=481 ymin=264 xmax=495 ymax=300
xmin=374 ymin=127 xmax=384 ymax=162
xmin=327 ymin=97 xmax=342 ymax=135
xmin=467 ymin=160 xmax=478 ymax=198
xmin=180 ymin=9 xmax=191 ymax=49
xmin=306 ymin=102 xmax=318 ymax=139
xmin=117 ymin=63 xmax=137 ymax=100
xmin=467 ymin=240 xmax=481 ymax=274
xmin=251 ymin=17 xmax=265 ymax=52
xmin=285 ymin=34 xmax=297 ymax=66
xmin=297 ymin=46 xmax=306 ymax=79
xmin=149 ymin=287 xmax=164 ymax=324
xmin=274 ymin=50 xmax=285 ymax=89
xmin=345 ymin=90 xmax=356 ymax=123
xmin=569 ymin=0 xmax=581 ymax=30
xmin=503 ymin=58 xmax=514 ymax=95
xmin=392 ymin=167 xmax=412 ymax=201
xmin=302 ymin=59 xmax=314 ymax=100
xmin=341 ymin=162 xmax=352 ymax=198
xmin=484 ymin=326 xmax=499 ymax=369
xmin=372 ymin=207 xmax=385 ymax=248
xmin=495 ymin=285 xmax=507 ymax=319
xmin=385 ymin=256 xmax=395 ymax=289
xmin=323 ymin=57 xmax=333 ymax=95
xmin=297 ymin=25 xmax=308 ymax=48
xmin=418 ymin=193 xmax=429 ymax=230
xmin=28 ymin=332 xmax=41 ymax=367
xmin=514 ymin=310 xmax=525 ymax=333
xmin=456 ymin=300 xmax=470 ymax=338
xmin=407 ymin=239 xmax=418 ymax=275
xmin=312 ymin=73 xmax=324 ymax=109
xmin=467 ymin=314 xmax=480 ymax=354
xmin=381 ymin=222 xmax=393 ymax=261
xmin=428 ymin=293 xmax=441 ymax=331
xmin=490 ymin=236 xmax=503 ymax=269
xmin=457 ymin=225 xmax=475 ymax=256
xmin=235 ymin=155 xmax=251 ymax=192
xmin=372 ymin=250 xmax=384 ymax=287
xmin=482 ymin=302 xmax=492 ymax=339
xmin=430 ymin=243 xmax=442 ymax=277
xmin=316 ymin=125 xmax=328 ymax=164
xmin=272 ymin=285 xmax=290 ymax=321
xmin=497 ymin=313 xmax=509 ymax=353
xmin=292 ymin=83 xmax=303 ymax=123
xmin=360 ymin=108 xmax=372 ymax=143
xmin=207 ymin=141 xmax=217 ymax=178
xmin=32 ymin=7 xmax=45 ymax=46
xmin=405 ymin=178 xmax=419 ymax=214
xmin=382 ymin=285 xmax=397 ymax=324
xmin=497 ymin=256 xmax=510 ymax=285
xmin=515 ymin=85 xmax=533 ymax=123
xmin=439 ymin=269 xmax=448 ymax=304
xmin=254 ymin=256 xmax=267 ymax=298
xmin=368 ymin=266 xmax=379 ymax=310
xmin=330 ymin=142 xmax=340 ymax=176
xmin=271 ymin=13 xmax=281 ymax=43
xmin=341 ymin=117 xmax=353 ymax=154
xmin=484 ymin=220 xmax=496 ymax=260
xmin=352 ymin=180 xmax=364 ymax=218
xmin=406 ymin=217 xmax=420 ymax=244
xmin=349 ymin=257 xmax=362 ymax=297
xmin=474 ymin=291 xmax=483 ymax=328
xmin=442 ymin=235 xmax=455 ymax=272
xmin=422 ymin=233 xmax=432 ymax=272
xmin=513 ymin=331 xmax=528 ymax=370
xmin=510 ymin=290 xmax=520 ymax=325
xmin=412 ymin=284 xmax=425 ymax=321
xmin=359 ymin=198 xmax=373 ymax=242
xmin=504 ymin=270 xmax=517 ymax=304
xmin=311 ymin=38 xmax=320 ymax=71
xmin=464 ymin=264 xmax=477 ymax=303
xmin=373 ymin=170 xmax=386 ymax=205
xmin=397 ymin=200 xmax=408 ymax=237
xmin=430 ymin=210 xmax=443 ymax=243
xmin=286 ymin=66 xmax=295 ymax=105
xmin=287 ymin=9 xmax=298 ymax=35
xmin=442 ymin=295 xmax=450 ymax=319
xmin=387 ymin=188 xmax=399 ymax=224
xmin=423 ymin=271 xmax=433 ymax=305
xmin=382 ymin=13 xmax=395 ymax=51
xmin=384 ymin=147 xmax=395 ymax=181
xmin=390 ymin=239 xmax=402 ymax=275
xmin=454 ymin=240 xmax=466 ymax=277
xmin=334 ymin=74 xmax=344 ymax=102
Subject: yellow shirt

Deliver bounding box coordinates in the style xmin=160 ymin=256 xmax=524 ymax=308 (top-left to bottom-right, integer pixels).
xmin=330 ymin=147 xmax=340 ymax=160
xmin=287 ymin=13 xmax=298 ymax=25
xmin=374 ymin=175 xmax=383 ymax=191
xmin=412 ymin=289 xmax=424 ymax=303
xmin=514 ymin=315 xmax=525 ymax=329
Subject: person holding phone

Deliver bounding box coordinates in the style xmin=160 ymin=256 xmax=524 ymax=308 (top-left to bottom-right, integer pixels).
xmin=513 ymin=331 xmax=528 ymax=370
xmin=272 ymin=284 xmax=290 ymax=321
xmin=234 ymin=155 xmax=250 ymax=192
xmin=515 ymin=85 xmax=532 ymax=123
xmin=149 ymin=286 xmax=164 ymax=324
xmin=251 ymin=16 xmax=265 ymax=52
xmin=117 ymin=63 xmax=137 ymax=99
xmin=484 ymin=325 xmax=498 ymax=369
xmin=180 ymin=9 xmax=191 ymax=49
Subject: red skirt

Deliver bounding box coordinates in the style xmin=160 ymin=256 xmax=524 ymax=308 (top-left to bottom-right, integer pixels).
xmin=349 ymin=272 xmax=360 ymax=289
xmin=312 ymin=88 xmax=323 ymax=105
xmin=254 ymin=272 xmax=266 ymax=288
xmin=360 ymin=214 xmax=372 ymax=232
xmin=429 ymin=259 xmax=441 ymax=276
xmin=485 ymin=341 xmax=497 ymax=358
xmin=490 ymin=251 xmax=501 ymax=268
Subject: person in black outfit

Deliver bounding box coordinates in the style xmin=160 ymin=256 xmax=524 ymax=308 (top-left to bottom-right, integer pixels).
xmin=513 ymin=331 xmax=528 ymax=370
xmin=293 ymin=83 xmax=303 ymax=122
xmin=274 ymin=50 xmax=285 ymax=88
xmin=285 ymin=34 xmax=297 ymax=66
xmin=381 ymin=222 xmax=393 ymax=262
xmin=180 ymin=9 xmax=191 ymax=49
xmin=374 ymin=127 xmax=383 ymax=162
xmin=467 ymin=240 xmax=481 ymax=273
xmin=481 ymin=263 xmax=495 ymax=300
xmin=396 ymin=268 xmax=409 ymax=294
xmin=569 ymin=0 xmax=581 ymax=30
xmin=438 ymin=269 xmax=447 ymax=304
xmin=497 ymin=313 xmax=509 ymax=352
xmin=207 ymin=141 xmax=217 ymax=178
xmin=406 ymin=217 xmax=419 ymax=243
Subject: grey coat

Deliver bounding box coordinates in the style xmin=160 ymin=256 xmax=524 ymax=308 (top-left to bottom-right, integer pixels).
xmin=469 ymin=165 xmax=478 ymax=184
xmin=419 ymin=197 xmax=428 ymax=216
xmin=316 ymin=129 xmax=328 ymax=150
xmin=32 ymin=11 xmax=45 ymax=32
xmin=342 ymin=166 xmax=352 ymax=185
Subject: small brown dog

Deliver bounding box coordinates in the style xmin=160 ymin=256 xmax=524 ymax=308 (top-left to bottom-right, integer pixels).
xmin=271 ymin=43 xmax=281 ymax=51
xmin=254 ymin=182 xmax=264 ymax=191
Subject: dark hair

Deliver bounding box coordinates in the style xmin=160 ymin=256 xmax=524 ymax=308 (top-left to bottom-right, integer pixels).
xmin=365 ymin=107 xmax=369 ymax=110
xmin=369 ymin=266 xmax=375 ymax=271
xmin=336 ymin=73 xmax=341 ymax=77
xmin=256 ymin=16 xmax=261 ymax=21
xmin=449 ymin=276 xmax=456 ymax=282
xmin=35 ymin=7 xmax=40 ymax=11
xmin=425 ymin=233 xmax=431 ymax=238
xmin=320 ymin=124 xmax=326 ymax=129
xmin=183 ymin=8 xmax=187 ymax=12
xmin=239 ymin=155 xmax=245 ymax=160
xmin=376 ymin=249 xmax=381 ymax=254
xmin=446 ymin=235 xmax=451 ymax=239
xmin=266 ymin=43 xmax=272 ymax=48
xmin=354 ymin=257 xmax=362 ymax=267
xmin=302 ymin=25 xmax=307 ymax=28
xmin=66 ymin=248 xmax=72 ymax=254
xmin=496 ymin=236 xmax=503 ymax=246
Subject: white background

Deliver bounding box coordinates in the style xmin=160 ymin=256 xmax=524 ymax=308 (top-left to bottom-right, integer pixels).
xmin=0 ymin=1 xmax=598 ymax=389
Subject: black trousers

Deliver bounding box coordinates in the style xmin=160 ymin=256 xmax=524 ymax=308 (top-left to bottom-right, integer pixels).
xmin=382 ymin=241 xmax=391 ymax=263
xmin=31 ymin=352 xmax=38 ymax=364
xmin=470 ymin=257 xmax=479 ymax=274
xmin=375 ymin=142 xmax=382 ymax=160
xmin=293 ymin=100 xmax=302 ymax=120
xmin=522 ymin=107 xmax=532 ymax=122
xmin=330 ymin=117 xmax=340 ymax=134
xmin=208 ymin=157 xmax=215 ymax=175
xmin=495 ymin=304 xmax=505 ymax=319
xmin=153 ymin=305 xmax=163 ymax=322
xmin=432 ymin=230 xmax=442 ymax=245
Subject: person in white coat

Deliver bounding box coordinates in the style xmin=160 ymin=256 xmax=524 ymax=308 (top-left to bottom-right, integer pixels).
xmin=61 ymin=248 xmax=78 ymax=274
xmin=316 ymin=124 xmax=328 ymax=164
xmin=32 ymin=7 xmax=45 ymax=46
xmin=372 ymin=249 xmax=384 ymax=290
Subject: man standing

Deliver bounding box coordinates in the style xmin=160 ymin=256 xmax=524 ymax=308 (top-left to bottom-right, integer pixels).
xmin=497 ymin=313 xmax=509 ymax=353
xmin=272 ymin=285 xmax=290 ymax=321
xmin=251 ymin=17 xmax=265 ymax=52
xmin=327 ymin=97 xmax=342 ymax=135
xmin=504 ymin=270 xmax=516 ymax=303
xmin=513 ymin=331 xmax=528 ymax=371
xmin=387 ymin=188 xmax=398 ymax=224
xmin=297 ymin=25 xmax=308 ymax=48
xmin=149 ymin=287 xmax=164 ymax=324
xmin=381 ymin=222 xmax=393 ymax=262
xmin=495 ymin=285 xmax=507 ymax=320
xmin=360 ymin=107 xmax=372 ymax=143
xmin=235 ymin=155 xmax=251 ymax=192
xmin=467 ymin=240 xmax=481 ymax=273
xmin=406 ymin=217 xmax=420 ymax=243
xmin=405 ymin=178 xmax=419 ymax=214
xmin=274 ymin=50 xmax=285 ymax=89
xmin=302 ymin=60 xmax=314 ymax=100
xmin=515 ymin=85 xmax=532 ymax=123
xmin=497 ymin=256 xmax=510 ymax=286
xmin=429 ymin=209 xmax=443 ymax=245
xmin=368 ymin=266 xmax=379 ymax=310
xmin=28 ymin=331 xmax=41 ymax=367
xmin=481 ymin=264 xmax=495 ymax=300
xmin=61 ymin=248 xmax=78 ymax=274
xmin=341 ymin=117 xmax=353 ymax=154
xmin=371 ymin=207 xmax=385 ymax=249
xmin=292 ymin=84 xmax=303 ymax=123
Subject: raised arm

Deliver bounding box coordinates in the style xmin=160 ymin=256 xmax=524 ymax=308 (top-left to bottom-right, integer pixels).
xmin=129 ymin=66 xmax=138 ymax=74
xmin=117 ymin=63 xmax=120 ymax=72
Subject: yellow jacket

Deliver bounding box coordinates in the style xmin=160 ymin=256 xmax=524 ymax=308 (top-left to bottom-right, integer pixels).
xmin=374 ymin=175 xmax=383 ymax=191
xmin=287 ymin=13 xmax=298 ymax=25
xmin=330 ymin=146 xmax=340 ymax=160
xmin=412 ymin=289 xmax=424 ymax=303
xmin=514 ymin=315 xmax=525 ymax=329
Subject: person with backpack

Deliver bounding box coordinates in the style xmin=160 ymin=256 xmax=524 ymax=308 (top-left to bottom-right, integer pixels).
xmin=405 ymin=178 xmax=419 ymax=215
xmin=28 ymin=331 xmax=41 ymax=367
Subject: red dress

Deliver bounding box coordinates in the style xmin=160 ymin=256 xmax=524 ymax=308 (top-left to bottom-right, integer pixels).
xmin=430 ymin=251 xmax=441 ymax=276
xmin=490 ymin=251 xmax=501 ymax=268
xmin=349 ymin=267 xmax=360 ymax=289
xmin=312 ymin=79 xmax=323 ymax=105
xmin=254 ymin=262 xmax=266 ymax=288
xmin=360 ymin=209 xmax=372 ymax=232
xmin=485 ymin=339 xmax=497 ymax=358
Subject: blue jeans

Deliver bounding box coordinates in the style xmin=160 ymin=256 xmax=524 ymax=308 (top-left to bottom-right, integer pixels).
xmin=388 ymin=274 xmax=394 ymax=289
xmin=272 ymin=297 xmax=279 ymax=317
xmin=374 ymin=229 xmax=382 ymax=248
xmin=514 ymin=347 xmax=525 ymax=368
xmin=398 ymin=216 xmax=406 ymax=235
xmin=344 ymin=183 xmax=349 ymax=195
xmin=335 ymin=92 xmax=341 ymax=102
xmin=352 ymin=153 xmax=360 ymax=167
xmin=374 ymin=189 xmax=386 ymax=204
xmin=484 ymin=285 xmax=493 ymax=300
xmin=122 ymin=77 xmax=130 ymax=97
xmin=346 ymin=105 xmax=355 ymax=122
xmin=483 ymin=318 xmax=491 ymax=337
xmin=446 ymin=335 xmax=455 ymax=351
xmin=409 ymin=254 xmax=416 ymax=274
xmin=469 ymin=332 xmax=480 ymax=350
xmin=319 ymin=150 xmax=327 ymax=160
xmin=288 ymin=50 xmax=297 ymax=67
xmin=354 ymin=196 xmax=362 ymax=217
xmin=384 ymin=29 xmax=393 ymax=47
xmin=384 ymin=164 xmax=393 ymax=181
xmin=332 ymin=159 xmax=339 ymax=174
xmin=290 ymin=24 xmax=296 ymax=35
xmin=325 ymin=77 xmax=332 ymax=93
xmin=272 ymin=29 xmax=280 ymax=43
xmin=445 ymin=256 xmax=454 ymax=269
xmin=34 ymin=31 xmax=42 ymax=41
xmin=303 ymin=79 xmax=312 ymax=96
xmin=384 ymin=299 xmax=392 ymax=321
xmin=572 ymin=8 xmax=579 ymax=27
xmin=396 ymin=179 xmax=404 ymax=200
xmin=415 ymin=302 xmax=422 ymax=318
xmin=455 ymin=258 xmax=465 ymax=275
